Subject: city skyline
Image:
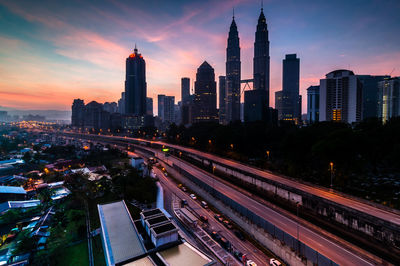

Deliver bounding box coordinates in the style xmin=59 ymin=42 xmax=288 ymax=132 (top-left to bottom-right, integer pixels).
xmin=0 ymin=0 xmax=399 ymax=114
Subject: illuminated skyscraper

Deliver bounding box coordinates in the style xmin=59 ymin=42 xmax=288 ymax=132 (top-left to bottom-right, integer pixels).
xmin=226 ymin=13 xmax=241 ymax=123
xmin=125 ymin=45 xmax=146 ymax=116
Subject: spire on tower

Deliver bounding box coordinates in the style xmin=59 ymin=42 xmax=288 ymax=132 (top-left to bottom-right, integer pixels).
xmin=134 ymin=43 xmax=138 ymax=53
xmin=233 ymin=7 xmax=235 ymax=19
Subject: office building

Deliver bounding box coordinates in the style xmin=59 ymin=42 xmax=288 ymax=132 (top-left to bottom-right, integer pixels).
xmin=158 ymin=95 xmax=175 ymax=124
xmin=319 ymin=70 xmax=362 ymax=124
xmin=146 ymin=97 xmax=153 ymax=116
xmin=357 ymin=75 xmax=390 ymax=119
xmin=275 ymin=54 xmax=301 ymax=122
xmin=307 ymin=85 xmax=320 ymax=123
xmin=226 ymin=14 xmax=241 ymax=123
xmin=193 ymin=61 xmax=218 ymax=123
xmin=103 ymin=102 xmax=118 ymax=113
xmin=181 ymin=77 xmax=190 ymax=103
xmin=125 ymin=45 xmax=147 ymax=116
xmin=244 ymin=7 xmax=270 ymax=122
xmin=158 ymin=94 xmax=165 ymax=121
xmin=118 ymin=92 xmax=125 ymax=114
xmin=219 ymin=76 xmax=227 ymax=124
xmin=71 ymin=99 xmax=85 ymax=127
xmin=378 ymin=77 xmax=400 ymax=123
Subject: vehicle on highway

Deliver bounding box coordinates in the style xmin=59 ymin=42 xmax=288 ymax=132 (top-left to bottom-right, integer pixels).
xmin=219 ymin=237 xmax=231 ymax=250
xmin=181 ymin=199 xmax=187 ymax=207
xmin=233 ymin=250 xmax=243 ymax=262
xmin=200 ymin=215 xmax=208 ymax=223
xmin=234 ymin=230 xmax=245 ymax=241
xmin=211 ymin=231 xmax=221 ymax=242
xmin=214 ymin=214 xmax=224 ymax=223
xmin=190 ymin=193 xmax=197 ymax=200
xmin=182 ymin=186 xmax=187 ymax=192
xmin=246 ymin=259 xmax=257 ymax=266
xmin=201 ymin=201 xmax=208 ymax=209
xmin=269 ymin=258 xmax=281 ymax=266
xmin=223 ymin=220 xmax=233 ymax=229
xmin=148 ymin=157 xmax=157 ymax=164
xmin=178 ymin=183 xmax=183 ymax=188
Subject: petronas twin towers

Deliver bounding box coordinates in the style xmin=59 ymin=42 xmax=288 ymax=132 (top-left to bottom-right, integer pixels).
xmin=223 ymin=7 xmax=270 ymax=123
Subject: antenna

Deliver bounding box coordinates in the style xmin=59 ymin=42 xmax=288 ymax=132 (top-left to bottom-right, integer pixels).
xmin=261 ymin=0 xmax=263 ymax=10
xmin=233 ymin=7 xmax=235 ymax=18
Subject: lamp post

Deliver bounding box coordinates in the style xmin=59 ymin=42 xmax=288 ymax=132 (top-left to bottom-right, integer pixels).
xmin=296 ymin=202 xmax=300 ymax=254
xmin=266 ymin=150 xmax=270 ymax=160
xmin=329 ymin=162 xmax=334 ymax=189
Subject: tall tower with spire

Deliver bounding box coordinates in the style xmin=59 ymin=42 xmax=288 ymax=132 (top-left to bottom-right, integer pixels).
xmin=125 ymin=45 xmax=147 ymax=116
xmin=253 ymin=7 xmax=270 ymax=97
xmin=244 ymin=6 xmax=271 ymax=122
xmin=225 ymin=9 xmax=241 ymax=124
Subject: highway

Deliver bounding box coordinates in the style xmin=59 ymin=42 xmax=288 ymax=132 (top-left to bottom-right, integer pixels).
xmin=155 ymin=151 xmax=377 ymax=266
xmin=124 ymin=136 xmax=400 ymax=227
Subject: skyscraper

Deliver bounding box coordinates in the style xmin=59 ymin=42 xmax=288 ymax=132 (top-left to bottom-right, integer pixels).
xmin=378 ymin=77 xmax=400 ymax=123
xmin=193 ymin=61 xmax=218 ymax=123
xmin=275 ymin=54 xmax=301 ymax=121
xmin=158 ymin=95 xmax=175 ymax=124
xmin=219 ymin=76 xmax=227 ymax=124
xmin=319 ymin=70 xmax=362 ymax=124
xmin=125 ymin=45 xmax=146 ymax=116
xmin=244 ymin=7 xmax=270 ymax=122
xmin=71 ymin=99 xmax=85 ymax=127
xmin=307 ymin=85 xmax=320 ymax=123
xmin=181 ymin=77 xmax=190 ymax=103
xmin=158 ymin=94 xmax=165 ymax=121
xmin=253 ymin=7 xmax=269 ymax=96
xmin=357 ymin=75 xmax=390 ymax=119
xmin=226 ymin=13 xmax=241 ymax=123
xmin=146 ymin=97 xmax=153 ymax=116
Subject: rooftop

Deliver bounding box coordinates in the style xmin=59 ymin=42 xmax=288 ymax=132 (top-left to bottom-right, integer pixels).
xmin=0 ymin=185 xmax=26 ymax=194
xmin=152 ymin=222 xmax=177 ymax=235
xmin=157 ymin=242 xmax=213 ymax=266
xmin=141 ymin=208 xmax=163 ymax=218
xmin=98 ymin=201 xmax=146 ymax=265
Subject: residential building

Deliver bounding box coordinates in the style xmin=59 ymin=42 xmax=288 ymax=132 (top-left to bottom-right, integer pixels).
xmin=319 ymin=70 xmax=362 ymax=123
xmin=71 ymin=99 xmax=85 ymax=127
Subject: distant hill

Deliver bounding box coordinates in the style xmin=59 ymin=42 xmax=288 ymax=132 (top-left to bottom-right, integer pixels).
xmin=0 ymin=106 xmax=71 ymax=121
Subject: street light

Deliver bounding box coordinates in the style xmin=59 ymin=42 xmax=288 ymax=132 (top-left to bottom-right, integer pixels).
xmin=266 ymin=150 xmax=270 ymax=160
xmin=329 ymin=162 xmax=334 ymax=189
xmin=296 ymin=202 xmax=300 ymax=254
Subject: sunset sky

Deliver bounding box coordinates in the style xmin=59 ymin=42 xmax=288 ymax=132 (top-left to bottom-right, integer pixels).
xmin=0 ymin=0 xmax=399 ymax=113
